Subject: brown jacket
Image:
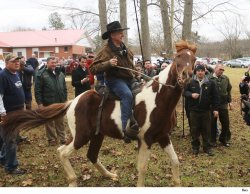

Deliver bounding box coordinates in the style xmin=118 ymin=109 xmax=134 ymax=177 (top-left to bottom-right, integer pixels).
xmin=90 ymin=43 xmax=134 ymax=81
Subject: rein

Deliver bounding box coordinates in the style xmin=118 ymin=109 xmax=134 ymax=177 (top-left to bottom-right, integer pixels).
xmin=116 ymin=62 xmax=185 ymax=89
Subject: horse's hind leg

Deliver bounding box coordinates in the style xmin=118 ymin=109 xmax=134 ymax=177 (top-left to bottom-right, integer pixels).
xmin=159 ymin=137 xmax=180 ymax=186
xmin=137 ymin=139 xmax=151 ymax=187
xmin=87 ymin=134 xmax=118 ymax=179
xmin=57 ymin=142 xmax=77 ymax=187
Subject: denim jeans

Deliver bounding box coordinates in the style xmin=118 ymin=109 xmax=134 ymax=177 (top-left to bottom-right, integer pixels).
xmin=106 ymin=78 xmax=133 ymax=130
xmin=0 ymin=125 xmax=19 ymax=171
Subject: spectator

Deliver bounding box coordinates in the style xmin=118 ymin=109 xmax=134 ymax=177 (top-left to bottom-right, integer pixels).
xmin=15 ymin=59 xmax=34 ymax=144
xmin=35 ymin=57 xmax=67 ymax=146
xmin=160 ymin=62 xmax=168 ymax=71
xmin=0 ymin=53 xmax=26 ymax=174
xmin=134 ymin=62 xmax=143 ymax=82
xmin=18 ymin=59 xmax=34 ymax=110
xmin=26 ymin=53 xmax=39 ymax=71
xmin=90 ymin=21 xmax=138 ymax=141
xmin=71 ymin=56 xmax=91 ymax=97
xmin=209 ymin=64 xmax=232 ymax=147
xmin=86 ymin=52 xmax=95 ymax=88
xmin=184 ymin=65 xmax=219 ymax=156
xmin=143 ymin=60 xmax=157 ymax=81
xmin=55 ymin=57 xmax=66 ymax=75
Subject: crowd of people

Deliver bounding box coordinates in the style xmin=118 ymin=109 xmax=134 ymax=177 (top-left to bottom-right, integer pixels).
xmin=0 ymin=51 xmax=94 ymax=174
xmin=0 ymin=20 xmax=243 ymax=177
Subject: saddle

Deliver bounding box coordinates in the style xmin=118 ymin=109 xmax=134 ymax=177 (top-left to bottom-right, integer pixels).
xmin=94 ymin=79 xmax=142 ymax=140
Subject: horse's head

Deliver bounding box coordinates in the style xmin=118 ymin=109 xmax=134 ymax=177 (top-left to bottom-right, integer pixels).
xmin=173 ymin=40 xmax=197 ymax=86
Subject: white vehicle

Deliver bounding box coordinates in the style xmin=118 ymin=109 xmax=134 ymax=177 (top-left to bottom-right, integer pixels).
xmin=209 ymin=58 xmax=221 ymax=65
xmin=150 ymin=56 xmax=158 ymax=65
xmin=133 ymin=55 xmax=142 ymax=64
xmin=0 ymin=60 xmax=5 ymax=70
xmin=196 ymin=57 xmax=208 ymax=65
xmin=38 ymin=58 xmax=47 ymax=69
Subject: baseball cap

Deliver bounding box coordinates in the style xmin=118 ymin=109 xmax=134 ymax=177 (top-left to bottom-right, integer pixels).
xmin=5 ymin=53 xmax=21 ymax=63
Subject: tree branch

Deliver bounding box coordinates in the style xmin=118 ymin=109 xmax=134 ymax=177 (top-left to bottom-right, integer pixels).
xmin=41 ymin=4 xmax=99 ymax=17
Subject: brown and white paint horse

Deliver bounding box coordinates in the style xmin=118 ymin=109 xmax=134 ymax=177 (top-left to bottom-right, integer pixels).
xmin=2 ymin=40 xmax=196 ymax=187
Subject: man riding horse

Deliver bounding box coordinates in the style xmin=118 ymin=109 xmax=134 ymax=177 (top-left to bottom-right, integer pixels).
xmin=90 ymin=21 xmax=139 ymax=142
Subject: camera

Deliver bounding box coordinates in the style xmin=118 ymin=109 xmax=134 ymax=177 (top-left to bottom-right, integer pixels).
xmin=243 ymin=72 xmax=250 ymax=82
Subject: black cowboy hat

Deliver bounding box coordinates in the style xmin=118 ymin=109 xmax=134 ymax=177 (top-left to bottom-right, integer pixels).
xmin=102 ymin=21 xmax=129 ymax=40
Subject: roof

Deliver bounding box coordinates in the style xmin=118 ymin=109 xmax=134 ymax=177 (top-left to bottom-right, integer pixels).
xmin=0 ymin=41 xmax=10 ymax=47
xmin=0 ymin=30 xmax=93 ymax=47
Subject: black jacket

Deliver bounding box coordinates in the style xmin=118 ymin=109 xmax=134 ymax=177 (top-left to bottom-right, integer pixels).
xmin=27 ymin=57 xmax=39 ymax=70
xmin=184 ymin=77 xmax=219 ymax=112
xmin=18 ymin=64 xmax=34 ymax=91
xmin=71 ymin=66 xmax=91 ymax=97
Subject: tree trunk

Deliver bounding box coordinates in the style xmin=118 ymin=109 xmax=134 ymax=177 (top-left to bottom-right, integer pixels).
xmin=160 ymin=0 xmax=173 ymax=58
xmin=120 ymin=0 xmax=128 ymax=46
xmin=182 ymin=0 xmax=193 ymax=40
xmin=140 ymin=0 xmax=151 ymax=61
xmin=99 ymin=0 xmax=107 ymax=45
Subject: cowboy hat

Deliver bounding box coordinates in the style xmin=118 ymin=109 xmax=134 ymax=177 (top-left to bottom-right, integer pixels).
xmin=102 ymin=21 xmax=129 ymax=40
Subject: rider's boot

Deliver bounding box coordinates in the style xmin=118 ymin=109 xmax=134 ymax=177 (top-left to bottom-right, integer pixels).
xmin=124 ymin=114 xmax=139 ymax=142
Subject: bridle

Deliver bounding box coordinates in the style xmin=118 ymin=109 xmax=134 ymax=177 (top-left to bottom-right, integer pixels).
xmin=116 ymin=49 xmax=194 ymax=89
xmin=171 ymin=49 xmax=194 ymax=88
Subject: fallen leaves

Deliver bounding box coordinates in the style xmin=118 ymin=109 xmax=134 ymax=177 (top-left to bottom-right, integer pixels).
xmin=22 ymin=179 xmax=33 ymax=187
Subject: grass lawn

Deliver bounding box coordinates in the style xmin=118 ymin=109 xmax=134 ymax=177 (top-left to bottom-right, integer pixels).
xmin=0 ymin=67 xmax=249 ymax=187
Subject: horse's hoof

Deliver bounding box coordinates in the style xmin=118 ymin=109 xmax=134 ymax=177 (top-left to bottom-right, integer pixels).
xmin=68 ymin=179 xmax=77 ymax=187
xmin=106 ymin=172 xmax=118 ymax=179
xmin=173 ymin=180 xmax=181 ymax=187
xmin=68 ymin=182 xmax=77 ymax=187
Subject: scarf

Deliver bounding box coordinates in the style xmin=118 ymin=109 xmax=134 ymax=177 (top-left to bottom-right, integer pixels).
xmin=108 ymin=39 xmax=128 ymax=57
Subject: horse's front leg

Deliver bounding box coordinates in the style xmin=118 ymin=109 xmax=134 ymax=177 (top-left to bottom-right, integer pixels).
xmin=137 ymin=139 xmax=151 ymax=187
xmin=163 ymin=140 xmax=181 ymax=186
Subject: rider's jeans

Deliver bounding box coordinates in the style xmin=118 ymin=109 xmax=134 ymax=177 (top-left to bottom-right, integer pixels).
xmin=105 ymin=78 xmax=133 ymax=130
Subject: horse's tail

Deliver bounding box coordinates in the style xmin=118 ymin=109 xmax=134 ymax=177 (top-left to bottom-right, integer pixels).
xmin=1 ymin=101 xmax=72 ymax=137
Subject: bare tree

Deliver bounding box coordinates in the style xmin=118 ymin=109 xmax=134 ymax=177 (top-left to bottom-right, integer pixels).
xmin=99 ymin=0 xmax=108 ymax=42
xmin=182 ymin=0 xmax=193 ymax=40
xmin=140 ymin=0 xmax=151 ymax=61
xmin=11 ymin=26 xmax=35 ymax=32
xmin=150 ymin=24 xmax=165 ymax=55
xmin=159 ymin=0 xmax=173 ymax=57
xmin=218 ymin=18 xmax=242 ymax=58
xmin=120 ymin=0 xmax=128 ymax=45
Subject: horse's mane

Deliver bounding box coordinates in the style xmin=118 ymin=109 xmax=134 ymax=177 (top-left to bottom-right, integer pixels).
xmin=175 ymin=40 xmax=197 ymax=54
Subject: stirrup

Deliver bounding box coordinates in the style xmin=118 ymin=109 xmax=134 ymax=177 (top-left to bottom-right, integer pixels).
xmin=125 ymin=123 xmax=139 ymax=140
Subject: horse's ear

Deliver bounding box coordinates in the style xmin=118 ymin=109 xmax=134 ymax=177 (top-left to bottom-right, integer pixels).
xmin=175 ymin=40 xmax=188 ymax=53
xmin=175 ymin=40 xmax=197 ymax=54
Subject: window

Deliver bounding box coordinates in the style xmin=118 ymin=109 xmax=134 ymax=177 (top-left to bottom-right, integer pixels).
xmin=34 ymin=51 xmax=38 ymax=57
xmin=17 ymin=52 xmax=22 ymax=57
xmin=64 ymin=47 xmax=68 ymax=52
